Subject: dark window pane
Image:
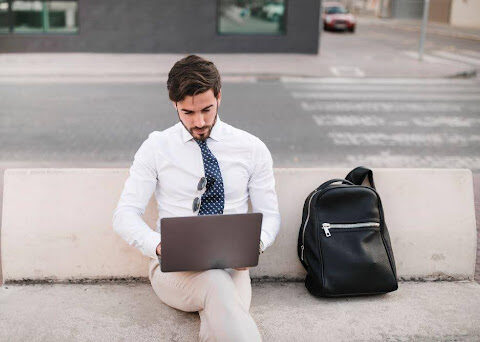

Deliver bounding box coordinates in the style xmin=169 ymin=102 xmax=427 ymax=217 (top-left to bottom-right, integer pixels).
xmin=218 ymin=0 xmax=286 ymax=35
xmin=12 ymin=1 xmax=44 ymax=32
xmin=7 ymin=0 xmax=78 ymax=34
xmin=46 ymin=1 xmax=78 ymax=33
xmin=0 ymin=0 xmax=9 ymax=33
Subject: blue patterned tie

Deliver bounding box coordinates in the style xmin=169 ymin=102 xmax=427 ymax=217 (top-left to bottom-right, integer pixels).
xmin=195 ymin=138 xmax=225 ymax=215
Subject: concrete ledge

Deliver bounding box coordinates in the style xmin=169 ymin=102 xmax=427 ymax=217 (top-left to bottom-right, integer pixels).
xmin=1 ymin=281 xmax=479 ymax=341
xmin=1 ymin=168 xmax=477 ymax=282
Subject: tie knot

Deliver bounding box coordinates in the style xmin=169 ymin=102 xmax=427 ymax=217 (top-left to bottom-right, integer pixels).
xmin=195 ymin=139 xmax=207 ymax=147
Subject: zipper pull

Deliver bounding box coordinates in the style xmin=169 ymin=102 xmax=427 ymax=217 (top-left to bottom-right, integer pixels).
xmin=301 ymin=245 xmax=305 ymax=260
xmin=322 ymin=223 xmax=331 ymax=237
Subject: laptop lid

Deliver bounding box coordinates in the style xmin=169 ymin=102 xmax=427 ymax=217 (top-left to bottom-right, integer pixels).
xmin=160 ymin=213 xmax=263 ymax=272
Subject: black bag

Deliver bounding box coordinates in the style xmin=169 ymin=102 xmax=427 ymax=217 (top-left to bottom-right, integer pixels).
xmin=297 ymin=166 xmax=398 ymax=297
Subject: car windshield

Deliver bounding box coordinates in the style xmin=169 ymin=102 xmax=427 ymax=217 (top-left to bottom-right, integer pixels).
xmin=326 ymin=6 xmax=348 ymax=14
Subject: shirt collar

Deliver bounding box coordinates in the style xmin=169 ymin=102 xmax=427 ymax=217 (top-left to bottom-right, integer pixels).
xmin=180 ymin=114 xmax=224 ymax=143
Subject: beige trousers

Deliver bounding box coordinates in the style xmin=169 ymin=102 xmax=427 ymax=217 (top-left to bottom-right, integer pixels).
xmin=148 ymin=258 xmax=263 ymax=342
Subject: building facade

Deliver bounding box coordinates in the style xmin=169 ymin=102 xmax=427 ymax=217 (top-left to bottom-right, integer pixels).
xmin=0 ymin=0 xmax=320 ymax=53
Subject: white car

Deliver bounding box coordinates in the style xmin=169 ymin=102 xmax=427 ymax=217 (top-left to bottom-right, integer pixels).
xmin=262 ymin=3 xmax=285 ymax=22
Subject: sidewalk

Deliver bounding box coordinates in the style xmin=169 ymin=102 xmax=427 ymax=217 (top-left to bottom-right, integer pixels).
xmin=1 ymin=15 xmax=479 ymax=80
xmin=1 ymin=281 xmax=480 ymax=341
xmin=357 ymin=15 xmax=480 ymax=42
xmin=0 ymin=51 xmax=475 ymax=81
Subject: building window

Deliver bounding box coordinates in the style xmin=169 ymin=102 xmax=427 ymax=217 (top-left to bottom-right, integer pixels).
xmin=218 ymin=0 xmax=286 ymax=35
xmin=0 ymin=0 xmax=78 ymax=34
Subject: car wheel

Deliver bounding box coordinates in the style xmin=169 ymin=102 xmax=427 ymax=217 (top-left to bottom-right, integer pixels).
xmin=349 ymin=26 xmax=355 ymax=33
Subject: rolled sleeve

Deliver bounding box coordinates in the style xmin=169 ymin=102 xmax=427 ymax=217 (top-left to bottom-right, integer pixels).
xmin=112 ymin=133 xmax=160 ymax=260
xmin=248 ymin=138 xmax=281 ymax=252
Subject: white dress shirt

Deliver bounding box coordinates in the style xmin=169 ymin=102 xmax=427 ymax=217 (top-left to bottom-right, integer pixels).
xmin=112 ymin=114 xmax=281 ymax=260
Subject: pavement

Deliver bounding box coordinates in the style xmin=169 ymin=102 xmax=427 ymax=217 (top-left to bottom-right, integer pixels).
xmin=358 ymin=15 xmax=480 ymax=42
xmin=0 ymin=15 xmax=479 ymax=80
xmin=1 ymin=281 xmax=480 ymax=341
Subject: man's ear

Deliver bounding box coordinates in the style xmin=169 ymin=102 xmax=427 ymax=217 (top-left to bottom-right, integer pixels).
xmin=172 ymin=101 xmax=177 ymax=110
xmin=217 ymin=90 xmax=222 ymax=106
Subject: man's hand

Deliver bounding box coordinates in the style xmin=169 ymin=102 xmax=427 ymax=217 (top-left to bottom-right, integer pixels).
xmin=156 ymin=242 xmax=161 ymax=256
xmin=234 ymin=240 xmax=264 ymax=270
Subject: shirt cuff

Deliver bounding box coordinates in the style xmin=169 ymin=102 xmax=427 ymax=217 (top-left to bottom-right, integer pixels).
xmin=146 ymin=231 xmax=161 ymax=260
xmin=259 ymin=240 xmax=265 ymax=254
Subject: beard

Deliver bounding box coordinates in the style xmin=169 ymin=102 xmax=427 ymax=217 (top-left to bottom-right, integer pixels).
xmin=180 ymin=112 xmax=218 ymax=142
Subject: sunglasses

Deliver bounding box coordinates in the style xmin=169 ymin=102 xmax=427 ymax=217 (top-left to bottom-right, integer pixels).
xmin=192 ymin=176 xmax=207 ymax=212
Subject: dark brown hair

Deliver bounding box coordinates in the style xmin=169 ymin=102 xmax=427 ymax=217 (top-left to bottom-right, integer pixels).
xmin=167 ymin=55 xmax=222 ymax=103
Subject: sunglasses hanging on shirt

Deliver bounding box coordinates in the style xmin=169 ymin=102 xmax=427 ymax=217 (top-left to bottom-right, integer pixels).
xmin=192 ymin=176 xmax=207 ymax=212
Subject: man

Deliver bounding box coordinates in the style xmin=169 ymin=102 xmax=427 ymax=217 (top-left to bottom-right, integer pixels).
xmin=112 ymin=54 xmax=281 ymax=341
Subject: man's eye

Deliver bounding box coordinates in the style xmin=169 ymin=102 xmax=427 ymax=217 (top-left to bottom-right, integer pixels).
xmin=202 ymin=109 xmax=210 ymax=112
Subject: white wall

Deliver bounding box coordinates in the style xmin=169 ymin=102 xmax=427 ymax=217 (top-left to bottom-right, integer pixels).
xmin=450 ymin=0 xmax=480 ymax=29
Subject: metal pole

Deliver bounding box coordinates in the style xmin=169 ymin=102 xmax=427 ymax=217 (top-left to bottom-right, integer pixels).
xmin=379 ymin=0 xmax=385 ymax=18
xmin=418 ymin=0 xmax=430 ymax=61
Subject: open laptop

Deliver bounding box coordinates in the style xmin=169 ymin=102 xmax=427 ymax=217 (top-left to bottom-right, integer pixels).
xmin=159 ymin=212 xmax=263 ymax=272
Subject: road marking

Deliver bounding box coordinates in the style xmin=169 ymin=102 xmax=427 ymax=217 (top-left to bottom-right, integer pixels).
xmin=345 ymin=151 xmax=480 ymax=169
xmin=432 ymin=51 xmax=480 ymax=66
xmin=292 ymin=92 xmax=480 ymax=101
xmin=330 ymin=66 xmax=365 ymax=77
xmin=412 ymin=116 xmax=480 ymax=127
xmin=312 ymin=115 xmax=480 ymax=127
xmin=313 ymin=115 xmax=386 ymax=126
xmin=281 ymin=77 xmax=480 ymax=85
xmin=301 ymin=101 xmax=466 ymax=112
xmin=283 ymin=84 xmax=480 ymax=92
xmin=328 ymin=132 xmax=480 ymax=146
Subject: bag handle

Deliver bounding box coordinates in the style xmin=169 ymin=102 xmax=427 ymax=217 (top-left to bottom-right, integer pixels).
xmin=316 ymin=178 xmax=354 ymax=191
xmin=345 ymin=166 xmax=376 ymax=190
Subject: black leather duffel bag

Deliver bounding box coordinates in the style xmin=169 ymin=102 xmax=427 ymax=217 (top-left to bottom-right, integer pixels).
xmin=297 ymin=166 xmax=398 ymax=297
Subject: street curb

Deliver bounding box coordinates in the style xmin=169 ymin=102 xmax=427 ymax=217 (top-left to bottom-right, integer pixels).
xmin=447 ymin=69 xmax=478 ymax=79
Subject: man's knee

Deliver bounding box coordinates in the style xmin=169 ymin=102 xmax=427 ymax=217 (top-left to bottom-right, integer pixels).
xmin=201 ymin=269 xmax=239 ymax=302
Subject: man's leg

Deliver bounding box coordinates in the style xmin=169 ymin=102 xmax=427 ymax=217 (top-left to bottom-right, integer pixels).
xmin=148 ymin=259 xmax=262 ymax=342
xmin=224 ymin=268 xmax=252 ymax=312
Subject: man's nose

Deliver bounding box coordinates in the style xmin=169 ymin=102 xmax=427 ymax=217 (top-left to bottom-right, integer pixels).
xmin=193 ymin=113 xmax=205 ymax=127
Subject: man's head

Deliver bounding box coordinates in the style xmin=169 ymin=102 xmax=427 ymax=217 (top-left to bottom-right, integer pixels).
xmin=167 ymin=55 xmax=222 ymax=141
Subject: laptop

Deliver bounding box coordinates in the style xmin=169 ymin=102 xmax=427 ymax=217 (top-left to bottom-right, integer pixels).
xmin=159 ymin=212 xmax=263 ymax=272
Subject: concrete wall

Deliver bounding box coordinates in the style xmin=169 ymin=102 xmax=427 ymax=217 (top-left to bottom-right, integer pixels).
xmin=1 ymin=168 xmax=477 ymax=283
xmin=0 ymin=0 xmax=320 ymax=53
xmin=450 ymin=0 xmax=480 ymax=29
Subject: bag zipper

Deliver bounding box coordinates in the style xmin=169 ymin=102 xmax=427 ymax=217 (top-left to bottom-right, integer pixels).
xmin=322 ymin=222 xmax=380 ymax=237
xmin=300 ymin=189 xmax=320 ymax=261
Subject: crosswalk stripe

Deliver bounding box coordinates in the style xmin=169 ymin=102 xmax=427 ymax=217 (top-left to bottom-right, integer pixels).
xmin=280 ymin=77 xmax=480 ymax=85
xmin=301 ymin=101 xmax=468 ymax=112
xmin=293 ymin=92 xmax=480 ymax=101
xmin=345 ymin=151 xmax=480 ymax=169
xmin=312 ymin=115 xmax=480 ymax=127
xmin=328 ymin=132 xmax=480 ymax=146
xmin=283 ymin=84 xmax=480 ymax=92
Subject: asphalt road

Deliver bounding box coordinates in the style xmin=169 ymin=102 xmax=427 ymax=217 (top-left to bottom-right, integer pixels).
xmin=1 ymin=78 xmax=480 ymax=170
